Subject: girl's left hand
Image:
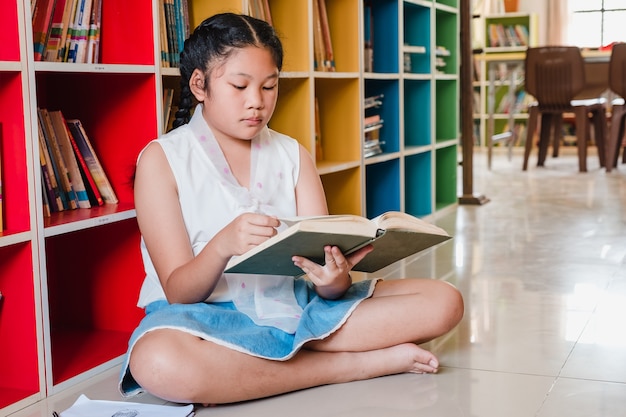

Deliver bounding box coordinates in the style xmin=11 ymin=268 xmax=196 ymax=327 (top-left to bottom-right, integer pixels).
xmin=292 ymin=244 xmax=373 ymax=299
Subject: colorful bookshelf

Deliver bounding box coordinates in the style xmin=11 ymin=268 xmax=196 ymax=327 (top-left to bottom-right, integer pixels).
xmin=1 ymin=0 xmax=460 ymax=412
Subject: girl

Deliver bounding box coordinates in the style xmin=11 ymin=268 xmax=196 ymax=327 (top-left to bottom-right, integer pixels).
xmin=119 ymin=12 xmax=463 ymax=405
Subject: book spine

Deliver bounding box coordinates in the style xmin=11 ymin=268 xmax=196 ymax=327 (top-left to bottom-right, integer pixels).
xmin=37 ymin=120 xmax=63 ymax=212
xmin=66 ymin=119 xmax=118 ymax=204
xmin=65 ymin=121 xmax=104 ymax=206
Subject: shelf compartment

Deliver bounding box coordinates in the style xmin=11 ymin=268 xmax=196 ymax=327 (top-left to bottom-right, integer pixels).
xmin=0 ymin=0 xmax=20 ymax=61
xmin=270 ymin=0 xmax=310 ymax=72
xmin=35 ymin=72 xmax=158 ymax=205
xmin=188 ymin=0 xmax=243 ymax=28
xmin=0 ymin=72 xmax=31 ymax=234
xmin=405 ymin=151 xmax=432 ymax=217
xmin=365 ymin=158 xmax=401 ymax=218
xmin=435 ymin=8 xmax=458 ymax=76
xmin=365 ymin=0 xmax=400 ymax=74
xmin=272 ymin=77 xmax=312 ymax=153
xmin=45 ymin=218 xmax=144 ymax=386
xmin=315 ymin=77 xmax=361 ymax=164
xmin=435 ymin=144 xmax=458 ymax=210
xmin=365 ymin=79 xmax=400 ymax=154
xmin=97 ymin=0 xmax=154 ymax=65
xmin=324 ymin=0 xmax=361 ymax=73
xmin=404 ymin=78 xmax=432 ymax=147
xmin=403 ymin=1 xmax=431 ymax=74
xmin=435 ymin=78 xmax=459 ymax=142
xmin=0 ymin=242 xmax=40 ymax=409
xmin=321 ymin=167 xmax=362 ymax=215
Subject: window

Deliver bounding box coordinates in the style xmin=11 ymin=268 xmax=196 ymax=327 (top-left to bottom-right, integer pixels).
xmin=568 ymin=0 xmax=626 ymax=48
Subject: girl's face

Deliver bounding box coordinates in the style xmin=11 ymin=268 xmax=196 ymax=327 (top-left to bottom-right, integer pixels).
xmin=202 ymin=46 xmax=279 ymax=142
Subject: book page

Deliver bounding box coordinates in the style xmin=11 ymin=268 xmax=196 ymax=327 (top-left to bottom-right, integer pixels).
xmin=372 ymin=211 xmax=449 ymax=236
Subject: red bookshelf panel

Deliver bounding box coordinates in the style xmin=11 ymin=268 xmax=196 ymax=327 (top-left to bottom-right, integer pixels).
xmin=0 ymin=72 xmax=30 ymax=234
xmin=100 ymin=0 xmax=154 ymax=65
xmin=35 ymin=72 xmax=157 ymax=205
xmin=0 ymin=0 xmax=20 ymax=61
xmin=0 ymin=243 xmax=40 ymax=408
xmin=45 ymin=218 xmax=145 ymax=384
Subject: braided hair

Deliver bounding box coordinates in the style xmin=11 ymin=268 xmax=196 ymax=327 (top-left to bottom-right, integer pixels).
xmin=172 ymin=13 xmax=284 ymax=130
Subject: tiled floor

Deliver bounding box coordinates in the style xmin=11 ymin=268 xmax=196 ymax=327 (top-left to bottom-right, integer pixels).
xmin=8 ymin=148 xmax=626 ymax=417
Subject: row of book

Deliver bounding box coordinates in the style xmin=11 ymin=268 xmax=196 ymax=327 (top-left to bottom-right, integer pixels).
xmin=31 ymin=0 xmax=102 ymax=63
xmin=364 ymin=94 xmax=385 ymax=158
xmin=37 ymin=108 xmax=117 ymax=217
xmin=158 ymin=0 xmax=190 ymax=68
xmin=487 ymin=23 xmax=530 ymax=48
xmin=313 ymin=0 xmax=335 ymax=72
xmin=248 ymin=0 xmax=273 ymax=25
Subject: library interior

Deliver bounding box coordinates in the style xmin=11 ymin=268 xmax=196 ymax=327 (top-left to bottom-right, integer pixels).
xmin=1 ymin=0 xmax=625 ymax=416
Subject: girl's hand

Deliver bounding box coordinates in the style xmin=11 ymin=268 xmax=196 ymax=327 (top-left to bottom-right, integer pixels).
xmin=215 ymin=213 xmax=280 ymax=259
xmin=292 ymin=244 xmax=373 ymax=299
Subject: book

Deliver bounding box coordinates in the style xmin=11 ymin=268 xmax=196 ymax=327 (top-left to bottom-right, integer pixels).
xmin=38 ymin=108 xmax=77 ymax=210
xmin=37 ymin=119 xmax=64 ymax=212
xmin=66 ymin=119 xmax=118 ymax=204
xmin=48 ymin=110 xmax=91 ymax=208
xmin=58 ymin=394 xmax=194 ymax=417
xmin=225 ymin=211 xmax=451 ymax=276
xmin=86 ymin=0 xmax=102 ymax=63
xmin=32 ymin=0 xmax=58 ymax=61
xmin=43 ymin=0 xmax=69 ymax=61
xmin=65 ymin=119 xmax=104 ymax=206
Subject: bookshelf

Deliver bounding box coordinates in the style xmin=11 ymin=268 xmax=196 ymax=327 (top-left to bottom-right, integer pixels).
xmin=472 ymin=13 xmax=537 ymax=148
xmin=1 ymin=0 xmax=458 ymax=412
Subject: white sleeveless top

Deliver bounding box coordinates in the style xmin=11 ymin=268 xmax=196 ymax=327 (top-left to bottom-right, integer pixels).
xmin=136 ymin=104 xmax=304 ymax=332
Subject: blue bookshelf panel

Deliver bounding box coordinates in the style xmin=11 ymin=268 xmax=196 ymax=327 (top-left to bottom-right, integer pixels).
xmin=403 ymin=2 xmax=431 ymax=74
xmin=435 ymin=79 xmax=458 ymax=142
xmin=365 ymin=79 xmax=400 ymax=154
xmin=404 ymin=79 xmax=431 ymax=147
xmin=365 ymin=159 xmax=401 ymax=218
xmin=435 ymin=145 xmax=458 ymax=210
xmin=365 ymin=0 xmax=399 ymax=73
xmin=405 ymin=152 xmax=433 ymax=217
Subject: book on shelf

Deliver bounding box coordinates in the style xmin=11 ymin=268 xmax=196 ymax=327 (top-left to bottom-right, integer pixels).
xmin=363 ymin=0 xmax=373 ymax=72
xmin=66 ymin=119 xmax=118 ymax=204
xmin=32 ymin=0 xmax=58 ymax=61
xmin=160 ymin=0 xmax=190 ymax=67
xmin=37 ymin=118 xmax=64 ymax=213
xmin=487 ymin=23 xmax=529 ymax=48
xmin=312 ymin=0 xmax=335 ymax=72
xmin=64 ymin=118 xmax=104 ymax=207
xmin=66 ymin=0 xmax=94 ymax=63
xmin=364 ymin=94 xmax=384 ymax=110
xmin=44 ymin=0 xmax=70 ymax=61
xmin=225 ymin=211 xmax=451 ymax=276
xmin=48 ymin=110 xmax=91 ymax=208
xmin=86 ymin=0 xmax=102 ymax=63
xmin=38 ymin=108 xmax=78 ymax=210
xmin=163 ymin=87 xmax=175 ymax=132
xmin=248 ymin=0 xmax=273 ymax=25
xmin=314 ymin=97 xmax=323 ymax=162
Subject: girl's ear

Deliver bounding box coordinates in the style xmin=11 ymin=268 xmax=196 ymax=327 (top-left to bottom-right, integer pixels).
xmin=189 ymin=69 xmax=207 ymax=101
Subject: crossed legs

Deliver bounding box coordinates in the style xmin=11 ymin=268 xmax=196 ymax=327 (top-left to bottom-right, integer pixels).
xmin=128 ymin=278 xmax=463 ymax=405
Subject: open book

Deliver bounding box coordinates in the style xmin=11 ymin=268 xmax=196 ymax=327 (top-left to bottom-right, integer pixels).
xmin=225 ymin=211 xmax=451 ymax=276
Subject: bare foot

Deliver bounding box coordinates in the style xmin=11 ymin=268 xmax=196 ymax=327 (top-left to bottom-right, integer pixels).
xmin=390 ymin=343 xmax=439 ymax=374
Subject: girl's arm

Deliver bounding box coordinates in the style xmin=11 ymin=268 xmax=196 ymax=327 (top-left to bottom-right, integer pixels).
xmin=134 ymin=142 xmax=279 ymax=304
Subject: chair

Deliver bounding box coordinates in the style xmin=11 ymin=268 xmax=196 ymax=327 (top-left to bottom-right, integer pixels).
xmin=606 ymin=43 xmax=626 ymax=172
xmin=522 ymin=46 xmax=607 ymax=172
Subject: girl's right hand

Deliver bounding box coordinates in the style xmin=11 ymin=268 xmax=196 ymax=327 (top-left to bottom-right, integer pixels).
xmin=216 ymin=213 xmax=280 ymax=258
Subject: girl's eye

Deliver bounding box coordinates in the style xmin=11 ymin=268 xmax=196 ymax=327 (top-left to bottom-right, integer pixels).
xmin=233 ymin=85 xmax=246 ymax=90
xmin=263 ymin=85 xmax=277 ymax=91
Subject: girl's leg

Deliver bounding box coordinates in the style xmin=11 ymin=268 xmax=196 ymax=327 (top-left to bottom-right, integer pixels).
xmin=128 ymin=329 xmax=439 ymax=404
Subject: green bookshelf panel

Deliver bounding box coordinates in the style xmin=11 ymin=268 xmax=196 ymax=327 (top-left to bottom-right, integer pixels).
xmin=0 ymin=243 xmax=39 ymax=409
xmin=435 ymin=8 xmax=458 ymax=75
xmin=436 ymin=0 xmax=458 ymax=8
xmin=403 ymin=2 xmax=431 ymax=74
xmin=435 ymin=145 xmax=458 ymax=210
xmin=405 ymin=152 xmax=432 ymax=217
xmin=365 ymin=79 xmax=400 ymax=154
xmin=435 ymin=79 xmax=459 ymax=141
xmin=404 ymin=79 xmax=432 ymax=147
xmin=365 ymin=159 xmax=401 ymax=218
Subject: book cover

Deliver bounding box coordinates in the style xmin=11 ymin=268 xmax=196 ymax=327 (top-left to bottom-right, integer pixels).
xmin=65 ymin=120 xmax=104 ymax=206
xmin=32 ymin=0 xmax=58 ymax=61
xmin=225 ymin=211 xmax=451 ymax=276
xmin=48 ymin=110 xmax=91 ymax=208
xmin=66 ymin=119 xmax=118 ymax=204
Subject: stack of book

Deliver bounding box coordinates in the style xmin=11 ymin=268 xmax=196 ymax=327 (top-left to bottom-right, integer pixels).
xmin=363 ymin=94 xmax=385 ymax=158
xmin=37 ymin=108 xmax=117 ymax=217
xmin=32 ymin=0 xmax=103 ymax=63
xmin=158 ymin=0 xmax=190 ymax=68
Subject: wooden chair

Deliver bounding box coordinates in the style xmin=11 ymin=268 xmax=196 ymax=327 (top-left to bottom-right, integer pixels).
xmin=606 ymin=43 xmax=626 ymax=172
xmin=522 ymin=46 xmax=607 ymax=172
